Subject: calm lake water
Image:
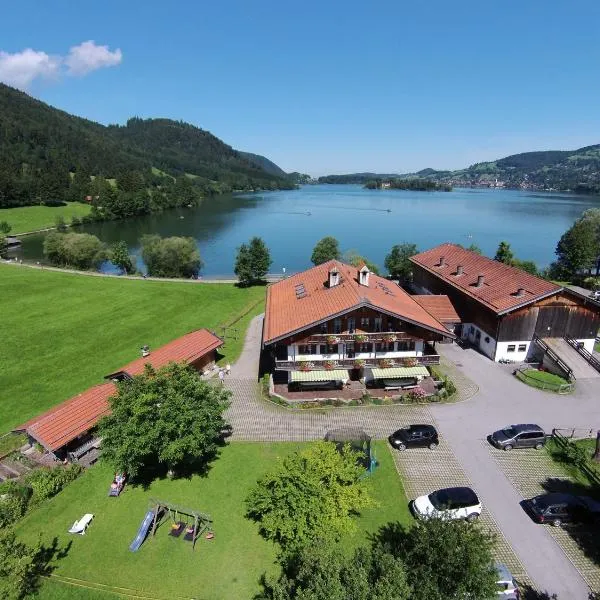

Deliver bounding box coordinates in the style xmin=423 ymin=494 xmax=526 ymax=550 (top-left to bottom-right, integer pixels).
xmin=15 ymin=185 xmax=600 ymax=277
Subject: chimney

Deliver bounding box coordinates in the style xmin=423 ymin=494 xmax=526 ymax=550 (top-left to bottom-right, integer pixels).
xmin=515 ymin=287 xmax=525 ymax=297
xmin=476 ymin=274 xmax=485 ymax=287
xmin=456 ymin=265 xmax=464 ymax=276
xmin=328 ymin=267 xmax=340 ymax=288
xmin=359 ymin=265 xmax=370 ymax=287
xmin=438 ymin=255 xmax=446 ymax=267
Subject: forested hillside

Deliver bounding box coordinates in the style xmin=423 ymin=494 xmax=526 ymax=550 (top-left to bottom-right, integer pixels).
xmin=0 ymin=83 xmax=292 ymax=213
xmin=410 ymin=145 xmax=600 ymax=193
xmin=318 ymin=144 xmax=600 ymax=193
xmin=239 ymin=151 xmax=288 ymax=178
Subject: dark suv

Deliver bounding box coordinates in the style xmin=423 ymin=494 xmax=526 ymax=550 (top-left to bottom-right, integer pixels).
xmin=489 ymin=424 xmax=546 ymax=451
xmin=524 ymin=493 xmax=600 ymax=527
xmin=389 ymin=424 xmax=439 ymax=451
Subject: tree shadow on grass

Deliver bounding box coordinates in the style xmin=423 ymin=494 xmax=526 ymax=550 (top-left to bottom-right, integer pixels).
xmin=518 ymin=586 xmax=558 ymax=600
xmin=127 ymin=425 xmax=233 ymax=491
xmin=29 ymin=537 xmax=72 ymax=596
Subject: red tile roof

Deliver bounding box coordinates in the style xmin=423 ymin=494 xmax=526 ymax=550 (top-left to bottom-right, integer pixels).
xmin=410 ymin=243 xmax=561 ymax=315
xmin=263 ymin=260 xmax=452 ymax=344
xmin=14 ymin=382 xmax=116 ymax=452
xmin=106 ymin=329 xmax=223 ymax=378
xmin=412 ymin=295 xmax=461 ymax=323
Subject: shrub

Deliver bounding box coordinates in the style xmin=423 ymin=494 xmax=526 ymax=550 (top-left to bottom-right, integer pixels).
xmin=70 ymin=216 xmax=82 ymax=227
xmin=26 ymin=464 xmax=82 ymax=503
xmin=444 ymin=377 xmax=457 ymax=396
xmin=0 ymin=481 xmax=32 ymax=527
xmin=405 ymin=387 xmax=427 ymax=403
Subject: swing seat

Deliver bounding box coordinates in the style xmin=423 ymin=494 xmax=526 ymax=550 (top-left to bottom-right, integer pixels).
xmin=169 ymin=521 xmax=185 ymax=537
xmin=184 ymin=527 xmax=196 ymax=542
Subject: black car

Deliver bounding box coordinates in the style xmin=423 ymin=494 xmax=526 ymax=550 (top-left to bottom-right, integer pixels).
xmin=489 ymin=424 xmax=546 ymax=451
xmin=524 ymin=493 xmax=600 ymax=527
xmin=389 ymin=424 xmax=439 ymax=451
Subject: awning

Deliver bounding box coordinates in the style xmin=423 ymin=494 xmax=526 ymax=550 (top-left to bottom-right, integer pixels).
xmin=291 ymin=369 xmax=349 ymax=382
xmin=370 ymin=366 xmax=429 ymax=379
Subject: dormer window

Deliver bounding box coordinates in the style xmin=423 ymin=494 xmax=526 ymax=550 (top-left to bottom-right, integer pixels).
xmin=359 ymin=265 xmax=370 ymax=286
xmin=329 ymin=267 xmax=340 ymax=288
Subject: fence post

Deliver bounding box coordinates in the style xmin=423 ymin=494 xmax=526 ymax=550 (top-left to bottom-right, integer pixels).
xmin=594 ymin=430 xmax=600 ymax=463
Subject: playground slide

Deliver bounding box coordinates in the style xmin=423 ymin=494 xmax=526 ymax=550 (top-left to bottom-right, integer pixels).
xmin=129 ymin=509 xmax=155 ymax=552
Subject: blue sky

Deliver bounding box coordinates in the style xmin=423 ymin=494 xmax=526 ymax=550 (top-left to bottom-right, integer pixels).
xmin=1 ymin=0 xmax=599 ymax=175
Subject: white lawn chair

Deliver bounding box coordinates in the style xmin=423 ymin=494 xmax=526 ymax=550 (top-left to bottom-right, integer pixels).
xmin=68 ymin=513 xmax=94 ymax=535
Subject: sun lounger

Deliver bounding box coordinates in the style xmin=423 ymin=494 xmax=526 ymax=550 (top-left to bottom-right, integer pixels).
xmin=68 ymin=513 xmax=94 ymax=535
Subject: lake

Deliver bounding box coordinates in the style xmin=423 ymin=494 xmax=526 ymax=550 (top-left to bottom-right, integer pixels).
xmin=15 ymin=185 xmax=600 ymax=277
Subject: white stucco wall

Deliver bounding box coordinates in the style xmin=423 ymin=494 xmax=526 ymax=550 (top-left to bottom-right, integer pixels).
xmin=462 ymin=323 xmax=497 ymax=360
xmin=576 ymin=338 xmax=595 ymax=354
xmin=494 ymin=340 xmax=531 ymax=362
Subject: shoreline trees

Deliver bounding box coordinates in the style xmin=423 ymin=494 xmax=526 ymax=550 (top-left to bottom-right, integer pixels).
xmin=234 ymin=237 xmax=272 ymax=285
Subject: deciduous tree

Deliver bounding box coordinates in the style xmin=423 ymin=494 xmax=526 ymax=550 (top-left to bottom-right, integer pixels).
xmin=0 ymin=529 xmax=42 ymax=600
xmin=342 ymin=249 xmax=380 ymax=275
xmin=553 ymin=218 xmax=599 ymax=278
xmin=246 ymin=441 xmax=373 ymax=549
xmin=376 ymin=519 xmax=497 ymax=600
xmin=0 ymin=221 xmax=11 ymax=233
xmin=234 ymin=236 xmax=272 ymax=285
xmin=110 ymin=240 xmax=135 ymax=274
xmin=99 ymin=363 xmax=231 ymax=478
xmin=311 ymin=236 xmax=341 ymax=265
xmin=140 ymin=234 xmax=202 ymax=278
xmin=384 ymin=243 xmax=418 ymax=281
xmin=494 ymin=241 xmax=514 ymax=265
xmin=258 ymin=537 xmax=410 ymax=600
xmin=42 ymin=232 xmax=106 ymax=270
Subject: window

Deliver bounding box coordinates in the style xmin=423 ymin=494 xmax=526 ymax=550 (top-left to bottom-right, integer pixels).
xmin=518 ymin=344 xmax=527 ymax=352
xmin=397 ymin=340 xmax=416 ymax=352
xmin=320 ymin=344 xmax=337 ymax=355
xmin=347 ymin=317 xmax=355 ymax=333
xmin=320 ymin=323 xmax=327 ymax=333
xmin=333 ymin=318 xmax=341 ymax=334
xmin=360 ymin=317 xmax=369 ymax=328
xmin=298 ymin=344 xmax=317 ymax=355
xmin=374 ymin=317 xmax=382 ymax=332
xmin=507 ymin=345 xmax=516 ymax=353
xmin=345 ymin=343 xmax=355 ymax=358
xmin=358 ymin=343 xmax=372 ymax=353
xmin=470 ymin=326 xmax=475 ymax=334
xmin=376 ymin=342 xmax=395 ymax=352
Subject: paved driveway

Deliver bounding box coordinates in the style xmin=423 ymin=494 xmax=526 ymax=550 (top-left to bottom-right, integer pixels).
xmin=226 ymin=316 xmax=600 ymax=598
xmin=431 ymin=344 xmax=600 ymax=599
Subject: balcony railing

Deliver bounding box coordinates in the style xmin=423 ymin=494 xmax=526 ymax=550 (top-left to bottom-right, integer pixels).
xmin=304 ymin=331 xmax=414 ymax=343
xmin=274 ymin=354 xmax=440 ymax=370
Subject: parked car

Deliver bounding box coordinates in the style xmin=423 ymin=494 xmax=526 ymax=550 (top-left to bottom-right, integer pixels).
xmin=389 ymin=424 xmax=439 ymax=451
xmin=411 ymin=486 xmax=482 ymax=522
xmin=489 ymin=424 xmax=546 ymax=451
xmin=495 ymin=563 xmax=520 ymax=598
xmin=524 ymin=492 xmax=600 ymax=527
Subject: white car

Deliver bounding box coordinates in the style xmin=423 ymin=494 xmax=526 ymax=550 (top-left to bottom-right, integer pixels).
xmin=411 ymin=486 xmax=482 ymax=522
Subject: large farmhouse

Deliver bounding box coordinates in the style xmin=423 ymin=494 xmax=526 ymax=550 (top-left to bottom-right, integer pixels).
xmin=410 ymin=243 xmax=600 ymax=362
xmin=262 ymin=260 xmax=455 ymax=390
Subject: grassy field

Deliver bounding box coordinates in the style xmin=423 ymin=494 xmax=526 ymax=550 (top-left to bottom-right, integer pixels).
xmin=0 ymin=264 xmax=264 ymax=433
xmin=0 ymin=203 xmax=92 ymax=234
xmin=546 ymin=437 xmax=600 ymax=489
xmin=16 ymin=441 xmax=411 ymax=600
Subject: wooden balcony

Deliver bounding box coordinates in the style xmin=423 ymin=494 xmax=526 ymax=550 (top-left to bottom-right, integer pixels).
xmin=274 ymin=353 xmax=440 ymax=371
xmin=303 ymin=331 xmax=414 ymax=343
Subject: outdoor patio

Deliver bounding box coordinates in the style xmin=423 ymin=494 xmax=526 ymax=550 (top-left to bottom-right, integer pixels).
xmin=273 ymin=376 xmax=437 ymax=403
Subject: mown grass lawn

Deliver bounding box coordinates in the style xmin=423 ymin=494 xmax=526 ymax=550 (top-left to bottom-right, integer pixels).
xmin=515 ymin=368 xmax=570 ymax=392
xmin=0 ymin=203 xmax=91 ymax=234
xmin=0 ymin=264 xmax=264 ymax=433
xmin=16 ymin=441 xmax=411 ymax=600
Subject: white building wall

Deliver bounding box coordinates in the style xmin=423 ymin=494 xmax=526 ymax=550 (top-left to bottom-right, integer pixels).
xmin=495 ymin=340 xmax=531 ymax=362
xmin=576 ymin=338 xmax=595 ymax=354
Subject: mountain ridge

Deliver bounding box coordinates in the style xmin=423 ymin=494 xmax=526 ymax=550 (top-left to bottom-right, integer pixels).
xmin=318 ymin=144 xmax=600 ymax=193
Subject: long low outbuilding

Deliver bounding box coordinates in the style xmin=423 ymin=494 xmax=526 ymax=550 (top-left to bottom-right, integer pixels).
xmin=14 ymin=329 xmax=224 ymax=459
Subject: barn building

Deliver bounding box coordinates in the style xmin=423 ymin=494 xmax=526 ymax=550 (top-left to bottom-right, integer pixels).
xmin=410 ymin=243 xmax=600 ymax=362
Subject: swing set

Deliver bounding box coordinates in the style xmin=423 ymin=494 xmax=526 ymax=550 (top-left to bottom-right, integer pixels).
xmin=149 ymin=499 xmax=213 ymax=550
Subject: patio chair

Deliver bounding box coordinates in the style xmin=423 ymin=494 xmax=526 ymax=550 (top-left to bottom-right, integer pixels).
xmin=68 ymin=513 xmax=94 ymax=535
